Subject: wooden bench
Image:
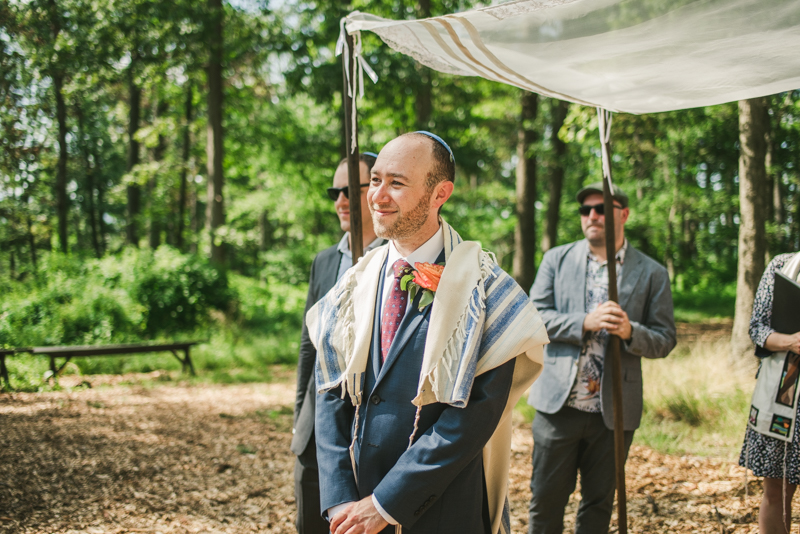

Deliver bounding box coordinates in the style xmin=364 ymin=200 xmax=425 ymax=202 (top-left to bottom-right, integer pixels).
xmin=1 ymin=341 xmax=201 ymax=388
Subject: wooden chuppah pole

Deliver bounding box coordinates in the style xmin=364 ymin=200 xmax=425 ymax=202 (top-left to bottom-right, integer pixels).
xmin=597 ymin=108 xmax=628 ymax=534
xmin=342 ymin=31 xmax=364 ymax=262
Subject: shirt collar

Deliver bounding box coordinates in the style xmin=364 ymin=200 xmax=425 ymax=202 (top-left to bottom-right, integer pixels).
xmin=386 ymin=225 xmax=445 ymax=272
xmin=337 ymin=232 xmax=385 ymax=258
xmin=588 ymin=239 xmax=628 ymax=265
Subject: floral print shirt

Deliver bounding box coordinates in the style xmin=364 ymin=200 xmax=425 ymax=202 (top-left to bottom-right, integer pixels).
xmin=566 ymin=241 xmax=627 ymax=413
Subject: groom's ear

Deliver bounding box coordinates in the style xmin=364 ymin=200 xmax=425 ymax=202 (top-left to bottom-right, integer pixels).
xmin=431 ymin=180 xmax=454 ymax=210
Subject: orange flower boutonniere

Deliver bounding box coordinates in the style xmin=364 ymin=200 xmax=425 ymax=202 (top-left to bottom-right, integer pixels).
xmin=399 ymin=262 xmax=445 ymax=311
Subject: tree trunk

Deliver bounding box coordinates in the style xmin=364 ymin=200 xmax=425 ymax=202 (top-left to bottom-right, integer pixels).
xmin=541 ymin=99 xmax=568 ymax=253
xmin=126 ymin=65 xmax=141 ymax=247
xmin=95 ymin=148 xmax=107 ymax=254
xmin=76 ymin=106 xmax=101 ymax=258
xmin=731 ymin=98 xmax=769 ymax=364
xmin=149 ymin=95 xmax=167 ymax=249
xmin=512 ymin=91 xmax=538 ymax=292
xmin=177 ymin=84 xmax=193 ymax=252
xmin=46 ymin=0 xmax=68 ymax=253
xmin=53 ymin=71 xmax=69 ymax=253
xmin=206 ymin=0 xmax=225 ymax=265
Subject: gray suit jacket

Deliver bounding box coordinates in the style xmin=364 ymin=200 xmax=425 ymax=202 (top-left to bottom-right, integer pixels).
xmin=527 ymin=240 xmax=676 ymax=430
xmin=291 ymin=244 xmax=342 ymax=456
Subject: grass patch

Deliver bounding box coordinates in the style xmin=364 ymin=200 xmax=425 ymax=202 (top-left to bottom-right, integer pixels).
xmin=515 ymin=395 xmax=536 ymax=424
xmin=1 ymin=322 xmax=301 ymax=391
xmin=672 ymin=287 xmax=735 ymax=322
xmin=512 ymin=329 xmax=753 ymax=460
xmin=636 ymin=336 xmax=753 ymax=459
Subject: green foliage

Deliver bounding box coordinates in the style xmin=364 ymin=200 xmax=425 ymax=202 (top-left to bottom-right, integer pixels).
xmin=0 ymin=248 xmax=230 ymax=347
xmin=97 ymin=247 xmax=231 ymax=336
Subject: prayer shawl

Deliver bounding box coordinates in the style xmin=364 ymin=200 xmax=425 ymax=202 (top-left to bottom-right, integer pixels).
xmin=306 ymin=220 xmax=548 ymax=534
xmin=748 ymin=252 xmax=800 ymax=443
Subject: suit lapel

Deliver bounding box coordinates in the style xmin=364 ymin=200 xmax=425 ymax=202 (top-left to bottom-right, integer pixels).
xmin=617 ymin=246 xmax=643 ymax=310
xmin=569 ymin=240 xmax=589 ymax=311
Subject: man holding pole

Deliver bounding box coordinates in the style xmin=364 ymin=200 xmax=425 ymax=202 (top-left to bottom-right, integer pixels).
xmin=526 ymin=182 xmax=676 ymax=534
xmin=291 ymin=153 xmax=385 ymax=534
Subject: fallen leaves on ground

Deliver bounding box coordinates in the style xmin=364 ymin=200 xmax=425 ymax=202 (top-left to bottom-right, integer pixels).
xmin=0 ymin=374 xmax=791 ymax=534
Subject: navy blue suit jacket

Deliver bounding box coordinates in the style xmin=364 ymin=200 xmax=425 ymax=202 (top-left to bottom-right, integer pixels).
xmin=315 ymin=252 xmax=516 ymax=533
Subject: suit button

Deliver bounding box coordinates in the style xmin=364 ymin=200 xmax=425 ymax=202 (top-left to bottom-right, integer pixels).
xmin=370 ymin=394 xmax=381 ymax=405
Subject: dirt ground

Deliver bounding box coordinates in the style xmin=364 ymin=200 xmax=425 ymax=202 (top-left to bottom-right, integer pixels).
xmin=2 ymin=361 xmax=792 ymax=534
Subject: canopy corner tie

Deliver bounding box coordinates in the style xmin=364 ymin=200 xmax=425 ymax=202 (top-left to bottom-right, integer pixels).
xmin=337 ymin=18 xmax=379 ymax=154
xmin=596 ymin=107 xmax=614 ymax=189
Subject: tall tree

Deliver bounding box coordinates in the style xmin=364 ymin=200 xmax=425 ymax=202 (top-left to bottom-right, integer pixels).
xmin=206 ymin=0 xmax=225 ymax=264
xmin=513 ymin=91 xmax=538 ymax=291
xmin=45 ymin=0 xmax=69 ymax=252
xmin=541 ymin=99 xmax=569 ymax=253
xmin=176 ymin=83 xmax=193 ymax=252
xmin=731 ymin=97 xmax=769 ymax=363
xmin=126 ymin=60 xmax=142 ymax=246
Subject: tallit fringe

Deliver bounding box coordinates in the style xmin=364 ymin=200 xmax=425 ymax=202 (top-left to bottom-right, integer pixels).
xmin=425 ymin=251 xmax=493 ymax=401
xmin=333 ymin=270 xmax=358 ymax=400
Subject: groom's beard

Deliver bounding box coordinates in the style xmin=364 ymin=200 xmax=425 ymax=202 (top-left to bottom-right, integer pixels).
xmin=371 ymin=191 xmax=431 ymax=241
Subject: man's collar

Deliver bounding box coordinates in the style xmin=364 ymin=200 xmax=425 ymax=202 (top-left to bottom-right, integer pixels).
xmin=386 ymin=225 xmax=445 ymax=270
xmin=337 ymin=232 xmax=384 ymax=258
xmin=587 ymin=238 xmax=628 ymax=265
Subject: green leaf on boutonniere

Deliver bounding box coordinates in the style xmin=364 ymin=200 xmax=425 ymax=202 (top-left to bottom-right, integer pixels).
xmin=418 ymin=289 xmax=434 ymax=310
xmin=408 ymin=283 xmax=419 ymax=302
xmin=400 ymin=274 xmax=415 ymax=291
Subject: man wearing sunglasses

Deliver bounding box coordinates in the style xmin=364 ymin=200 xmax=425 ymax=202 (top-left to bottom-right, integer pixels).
xmin=292 ymin=153 xmax=385 ymax=534
xmin=526 ymin=182 xmax=676 ymax=534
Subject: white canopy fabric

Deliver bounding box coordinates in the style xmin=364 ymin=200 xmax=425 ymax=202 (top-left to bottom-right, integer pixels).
xmin=345 ymin=0 xmax=800 ymax=114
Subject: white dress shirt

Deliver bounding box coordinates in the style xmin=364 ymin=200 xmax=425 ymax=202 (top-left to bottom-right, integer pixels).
xmin=327 ymin=225 xmax=445 ymax=526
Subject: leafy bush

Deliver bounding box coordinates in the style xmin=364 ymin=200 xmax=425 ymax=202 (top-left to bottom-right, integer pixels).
xmin=98 ymin=247 xmax=232 ymax=337
xmin=0 ymin=247 xmax=232 ymax=347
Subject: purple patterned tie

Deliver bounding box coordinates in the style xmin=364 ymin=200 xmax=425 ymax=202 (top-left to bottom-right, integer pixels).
xmin=380 ymin=259 xmax=411 ymax=362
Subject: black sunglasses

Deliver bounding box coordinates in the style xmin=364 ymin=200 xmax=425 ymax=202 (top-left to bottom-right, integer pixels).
xmin=578 ymin=203 xmax=623 ymax=216
xmin=326 ymin=183 xmax=369 ymax=201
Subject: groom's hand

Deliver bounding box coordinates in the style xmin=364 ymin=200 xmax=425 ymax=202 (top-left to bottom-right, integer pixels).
xmin=329 ymin=496 xmax=389 ymax=534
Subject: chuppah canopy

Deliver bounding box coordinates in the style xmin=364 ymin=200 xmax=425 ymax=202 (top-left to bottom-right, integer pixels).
xmin=344 ymin=0 xmax=800 ymax=115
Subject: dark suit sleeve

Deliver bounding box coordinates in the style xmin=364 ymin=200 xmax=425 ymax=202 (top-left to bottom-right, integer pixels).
xmin=372 ymin=358 xmax=516 ymax=528
xmin=315 ymin=384 xmax=360 ymax=513
xmin=622 ymin=263 xmax=677 ymax=360
xmin=530 ymin=249 xmax=585 ymax=346
xmin=294 ymin=254 xmax=321 ymax=429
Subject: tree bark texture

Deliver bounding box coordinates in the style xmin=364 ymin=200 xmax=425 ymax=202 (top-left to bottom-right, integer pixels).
xmin=731 ymin=97 xmax=769 ymax=364
xmin=206 ymin=0 xmax=225 ymax=265
xmin=126 ymin=66 xmax=141 ymax=247
xmin=513 ymin=91 xmax=538 ymax=292
xmin=541 ymin=99 xmax=568 ymax=253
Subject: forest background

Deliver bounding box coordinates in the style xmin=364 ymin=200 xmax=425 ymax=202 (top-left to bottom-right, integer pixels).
xmin=1 ymin=0 xmax=798 ymax=406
